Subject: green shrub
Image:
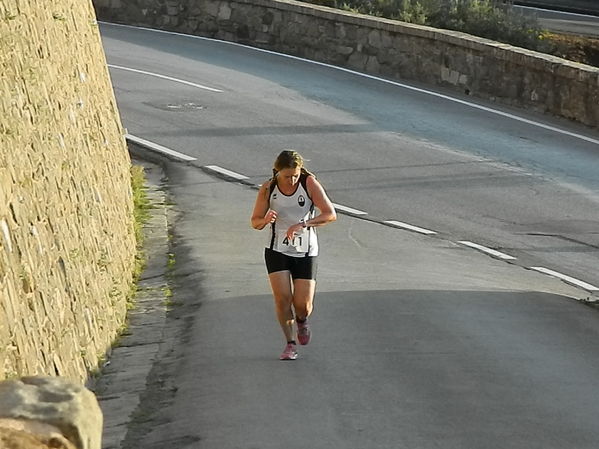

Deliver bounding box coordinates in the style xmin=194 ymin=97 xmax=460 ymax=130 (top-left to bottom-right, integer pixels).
xmin=428 ymin=0 xmax=544 ymax=49
xmin=330 ymin=0 xmax=546 ymax=51
xmin=398 ymin=0 xmax=428 ymax=24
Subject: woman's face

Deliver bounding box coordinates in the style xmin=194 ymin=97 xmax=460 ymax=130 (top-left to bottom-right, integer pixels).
xmin=277 ymin=167 xmax=302 ymax=189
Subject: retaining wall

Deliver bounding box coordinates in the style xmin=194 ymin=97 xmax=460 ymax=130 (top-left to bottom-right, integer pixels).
xmin=94 ymin=0 xmax=599 ymax=128
xmin=0 ymin=1 xmax=135 ymax=381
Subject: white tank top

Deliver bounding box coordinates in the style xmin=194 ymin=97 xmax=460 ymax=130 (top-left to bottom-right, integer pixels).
xmin=267 ymin=174 xmax=318 ymax=257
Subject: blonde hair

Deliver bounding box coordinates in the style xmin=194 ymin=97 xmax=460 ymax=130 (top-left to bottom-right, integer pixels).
xmin=272 ymin=150 xmax=313 ymax=179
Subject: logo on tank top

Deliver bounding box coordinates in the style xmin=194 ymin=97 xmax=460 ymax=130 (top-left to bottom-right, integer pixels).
xmin=298 ymin=195 xmax=305 ymax=207
xmin=272 ymin=193 xmax=277 ymax=200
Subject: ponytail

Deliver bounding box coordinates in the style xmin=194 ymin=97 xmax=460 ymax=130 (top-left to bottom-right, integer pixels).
xmin=300 ymin=167 xmax=316 ymax=179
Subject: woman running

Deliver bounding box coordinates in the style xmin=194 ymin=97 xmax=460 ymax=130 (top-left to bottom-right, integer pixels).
xmin=251 ymin=150 xmax=336 ymax=360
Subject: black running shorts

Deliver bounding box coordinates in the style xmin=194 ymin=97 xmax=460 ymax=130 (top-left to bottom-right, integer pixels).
xmin=264 ymin=248 xmax=318 ymax=280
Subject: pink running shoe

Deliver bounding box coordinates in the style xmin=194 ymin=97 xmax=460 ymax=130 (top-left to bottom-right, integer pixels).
xmin=280 ymin=343 xmax=298 ymax=360
xmin=297 ymin=320 xmax=311 ymax=345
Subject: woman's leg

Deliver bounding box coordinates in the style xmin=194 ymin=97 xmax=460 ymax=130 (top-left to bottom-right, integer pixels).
xmin=292 ymin=279 xmax=316 ymax=345
xmin=292 ymin=279 xmax=316 ymax=321
xmin=268 ymin=271 xmax=295 ymax=342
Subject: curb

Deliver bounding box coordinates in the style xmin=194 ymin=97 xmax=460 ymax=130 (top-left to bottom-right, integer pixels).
xmin=92 ymin=156 xmax=171 ymax=449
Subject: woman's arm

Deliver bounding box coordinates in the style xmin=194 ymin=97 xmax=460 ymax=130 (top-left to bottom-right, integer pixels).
xmin=305 ymin=175 xmax=337 ymax=227
xmin=251 ymin=181 xmax=277 ymax=230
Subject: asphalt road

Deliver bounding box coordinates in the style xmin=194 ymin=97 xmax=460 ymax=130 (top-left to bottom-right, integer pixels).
xmin=514 ymin=5 xmax=599 ymax=36
xmin=101 ymin=23 xmax=599 ymax=293
xmin=99 ymin=23 xmax=599 ymax=449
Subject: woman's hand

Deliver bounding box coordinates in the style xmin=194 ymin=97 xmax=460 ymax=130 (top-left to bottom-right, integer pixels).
xmin=264 ymin=210 xmax=278 ymax=227
xmin=286 ymin=222 xmax=304 ymax=240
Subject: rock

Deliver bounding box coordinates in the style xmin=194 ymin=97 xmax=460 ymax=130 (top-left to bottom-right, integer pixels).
xmin=0 ymin=423 xmax=76 ymax=449
xmin=0 ymin=377 xmax=102 ymax=449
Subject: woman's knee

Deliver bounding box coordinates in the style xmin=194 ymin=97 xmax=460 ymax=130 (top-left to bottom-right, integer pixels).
xmin=304 ymin=301 xmax=314 ymax=316
xmin=274 ymin=294 xmax=293 ymax=309
xmin=294 ymin=298 xmax=313 ymax=317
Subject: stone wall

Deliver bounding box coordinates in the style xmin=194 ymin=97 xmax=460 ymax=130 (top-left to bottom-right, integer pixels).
xmin=0 ymin=1 xmax=135 ymax=381
xmin=94 ymin=0 xmax=599 ymax=128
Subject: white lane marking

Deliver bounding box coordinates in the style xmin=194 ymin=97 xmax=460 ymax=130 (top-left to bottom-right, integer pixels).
xmin=108 ymin=64 xmax=223 ymax=92
xmin=120 ymin=132 xmax=599 ymax=295
xmin=205 ymin=165 xmax=249 ymax=180
xmin=517 ymin=5 xmax=599 ymax=19
xmin=530 ymin=267 xmax=599 ymax=292
xmin=126 ymin=134 xmax=197 ymax=161
xmin=102 ymin=22 xmax=599 ymax=146
xmin=458 ymin=241 xmax=516 ymax=260
xmin=383 ymin=220 xmax=437 ymax=235
xmin=333 ymin=203 xmax=368 ymax=215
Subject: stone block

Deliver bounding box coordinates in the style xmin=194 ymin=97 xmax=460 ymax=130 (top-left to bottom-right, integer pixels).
xmin=0 ymin=425 xmax=76 ymax=449
xmin=262 ymin=10 xmax=274 ymax=25
xmin=348 ymin=51 xmax=367 ymax=70
xmin=336 ymin=45 xmax=354 ymax=56
xmin=381 ymin=31 xmax=392 ymax=48
xmin=166 ymin=2 xmax=179 ymax=16
xmin=365 ymin=55 xmax=380 ymax=74
xmin=368 ymin=29 xmax=381 ymax=48
xmin=0 ymin=377 xmax=103 ymax=449
xmin=205 ymin=1 xmax=220 ymax=17
xmin=218 ymin=3 xmax=232 ymax=20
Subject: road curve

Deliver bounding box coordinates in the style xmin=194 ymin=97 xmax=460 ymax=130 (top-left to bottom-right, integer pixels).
xmin=101 ymin=22 xmax=599 ymax=293
xmin=515 ymin=4 xmax=599 ymax=36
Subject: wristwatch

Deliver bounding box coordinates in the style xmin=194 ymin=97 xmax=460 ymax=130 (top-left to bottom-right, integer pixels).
xmin=300 ymin=219 xmax=307 ymax=228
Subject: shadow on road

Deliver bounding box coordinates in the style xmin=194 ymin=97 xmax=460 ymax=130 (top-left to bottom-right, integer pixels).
xmin=122 ymin=288 xmax=599 ymax=449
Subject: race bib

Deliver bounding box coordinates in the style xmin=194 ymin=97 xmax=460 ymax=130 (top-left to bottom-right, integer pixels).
xmin=276 ymin=228 xmax=310 ymax=253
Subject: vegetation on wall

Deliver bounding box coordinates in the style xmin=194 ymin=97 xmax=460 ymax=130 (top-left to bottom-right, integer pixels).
xmin=316 ymin=0 xmax=545 ymax=48
xmin=131 ymin=165 xmax=152 ymax=287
